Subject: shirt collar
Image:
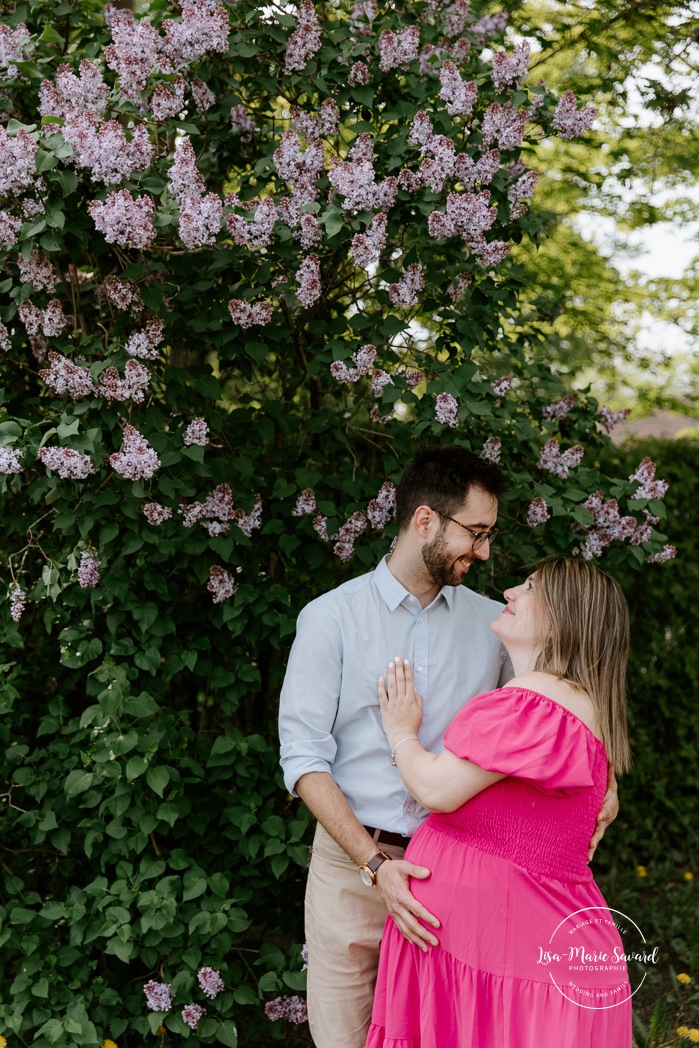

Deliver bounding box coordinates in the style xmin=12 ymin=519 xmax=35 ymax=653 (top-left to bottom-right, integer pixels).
xmin=373 ymin=555 xmax=456 ymax=612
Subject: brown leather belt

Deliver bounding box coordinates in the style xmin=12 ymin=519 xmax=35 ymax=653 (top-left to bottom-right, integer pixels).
xmin=363 ymin=824 xmax=410 ymax=848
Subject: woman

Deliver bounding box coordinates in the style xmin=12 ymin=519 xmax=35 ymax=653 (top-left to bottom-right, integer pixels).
xmin=367 ymin=557 xmax=632 ymax=1048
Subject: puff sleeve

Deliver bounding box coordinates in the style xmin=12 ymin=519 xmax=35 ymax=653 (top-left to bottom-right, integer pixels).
xmin=443 ymin=687 xmax=603 ymax=791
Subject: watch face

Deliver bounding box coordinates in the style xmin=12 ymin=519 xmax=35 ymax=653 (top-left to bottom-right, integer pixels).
xmin=359 ymin=867 xmax=375 ymax=887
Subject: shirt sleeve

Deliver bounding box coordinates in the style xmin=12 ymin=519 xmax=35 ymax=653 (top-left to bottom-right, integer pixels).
xmin=278 ymin=600 xmax=343 ymax=796
xmin=443 ymin=687 xmax=599 ymax=790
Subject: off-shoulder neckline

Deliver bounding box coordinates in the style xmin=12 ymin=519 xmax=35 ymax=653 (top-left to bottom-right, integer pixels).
xmin=496 ymin=685 xmax=606 ymax=748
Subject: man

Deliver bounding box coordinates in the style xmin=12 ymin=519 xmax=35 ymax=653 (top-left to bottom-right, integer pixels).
xmin=279 ymin=445 xmax=617 ymax=1048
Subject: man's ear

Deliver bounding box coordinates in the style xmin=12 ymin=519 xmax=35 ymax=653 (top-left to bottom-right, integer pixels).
xmin=413 ymin=504 xmax=434 ymax=538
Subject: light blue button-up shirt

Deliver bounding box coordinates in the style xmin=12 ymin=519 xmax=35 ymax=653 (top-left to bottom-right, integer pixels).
xmin=279 ymin=557 xmax=512 ymax=835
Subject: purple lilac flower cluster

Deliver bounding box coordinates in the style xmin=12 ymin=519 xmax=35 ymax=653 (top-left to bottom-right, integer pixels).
xmin=537 ymin=438 xmax=584 ymax=479
xmin=552 ymin=91 xmax=598 ymax=140
xmin=542 ymin=395 xmax=576 ymax=422
xmin=39 ymin=353 xmax=96 ymax=400
xmin=435 ymin=392 xmax=459 ymax=428
xmin=9 ymin=584 xmax=26 ymax=622
xmin=367 ymin=482 xmax=396 ymax=529
xmin=597 ymin=406 xmax=630 ymax=432
xmin=527 ymin=497 xmax=550 ymax=528
xmin=109 ymin=425 xmax=160 ymax=481
xmin=197 ymin=966 xmax=225 ymax=999
xmin=0 ymin=446 xmax=23 ymax=474
xmin=182 ymin=1003 xmax=206 ymax=1031
xmin=228 ymin=299 xmax=274 ymax=327
xmin=38 ymin=447 xmax=94 ymax=480
xmin=388 ymin=264 xmax=424 ymax=308
xmin=77 ymin=550 xmax=101 ymax=589
xmin=284 ymin=0 xmax=322 ymax=73
xmin=265 ymin=995 xmax=309 ymax=1024
xmin=98 ymin=360 xmax=151 ymax=403
xmin=480 ymin=436 xmax=502 ymax=464
xmin=144 ymin=981 xmax=172 ymax=1012
xmin=143 ymin=502 xmax=173 ymax=525
xmin=125 ymin=317 xmax=164 ymax=360
xmin=183 ymin=417 xmax=209 ymax=446
xmin=330 ymin=344 xmax=377 ymax=384
xmin=207 ymin=565 xmax=238 ymax=603
xmin=629 ymin=457 xmax=669 ymax=500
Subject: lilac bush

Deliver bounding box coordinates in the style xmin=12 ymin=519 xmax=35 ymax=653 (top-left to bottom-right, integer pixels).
xmin=0 ymin=0 xmax=676 ymax=1045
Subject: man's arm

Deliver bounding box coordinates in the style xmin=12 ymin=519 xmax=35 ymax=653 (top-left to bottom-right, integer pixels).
xmin=588 ymin=765 xmax=619 ymax=862
xmin=295 ymin=771 xmax=440 ymax=951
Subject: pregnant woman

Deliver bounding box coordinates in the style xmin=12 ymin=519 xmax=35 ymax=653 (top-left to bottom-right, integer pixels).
xmin=367 ymin=557 xmax=632 ymax=1048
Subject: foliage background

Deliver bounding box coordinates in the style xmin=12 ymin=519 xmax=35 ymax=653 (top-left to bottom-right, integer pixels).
xmin=0 ymin=0 xmax=696 ymax=1046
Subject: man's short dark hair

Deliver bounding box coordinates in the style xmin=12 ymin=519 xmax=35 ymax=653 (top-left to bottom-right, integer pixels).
xmin=395 ymin=444 xmax=508 ymax=533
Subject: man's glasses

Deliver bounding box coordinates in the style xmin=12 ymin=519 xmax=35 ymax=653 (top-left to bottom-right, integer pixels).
xmin=435 ymin=511 xmax=499 ymax=551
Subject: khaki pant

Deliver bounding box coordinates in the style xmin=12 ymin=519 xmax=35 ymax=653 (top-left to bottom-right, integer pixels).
xmin=305 ymin=823 xmax=406 ymax=1048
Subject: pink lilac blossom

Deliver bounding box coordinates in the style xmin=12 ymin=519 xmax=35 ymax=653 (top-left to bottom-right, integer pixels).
xmin=273 ymin=131 xmax=325 ymax=186
xmin=284 ymin=0 xmax=322 ymax=74
xmin=104 ymin=13 xmax=165 ymax=102
xmin=542 ymin=394 xmax=576 ymax=421
xmin=420 ymin=135 xmax=457 ymax=192
xmin=125 ymin=317 xmax=164 ymax=359
xmin=527 ymin=497 xmax=550 ymax=527
xmin=0 ymin=23 xmax=32 ymax=78
xmin=371 ymin=369 xmax=393 ymax=397
xmin=98 ymin=360 xmax=151 ymax=403
xmin=471 ymin=238 xmax=510 ymax=266
xmin=226 ymin=196 xmax=277 ymax=249
xmin=10 ymin=584 xmax=26 ymax=622
xmin=508 ymin=169 xmax=539 ymax=219
xmin=578 ymin=492 xmax=639 ymax=559
xmin=207 ymin=565 xmax=238 ymax=603
xmin=191 ymin=78 xmax=215 ymax=112
xmin=481 ymin=104 xmax=528 ymax=150
xmin=491 ymin=376 xmax=513 ymax=396
xmin=480 ymin=436 xmax=502 ymax=464
xmin=150 ymin=78 xmax=186 ymax=121
xmin=144 ymin=981 xmax=172 ymax=1012
xmin=0 ymin=446 xmax=23 ymax=473
xmin=38 ymin=447 xmax=94 ymax=479
xmin=292 ymin=99 xmax=339 ymax=140
xmin=180 ymin=483 xmax=234 ymax=531
xmin=537 ymin=438 xmax=584 ymax=479
xmin=441 ymin=0 xmax=471 ymax=38
xmin=265 ymin=995 xmax=309 ymax=1024
xmin=110 ymin=425 xmax=160 ymax=480
xmin=435 ymin=392 xmax=459 ymax=428
xmin=330 ymin=344 xmax=377 ymax=383
xmin=448 ymin=272 xmax=473 ymax=302
xmin=328 ymin=155 xmax=396 ymax=213
xmin=349 ymin=0 xmax=377 ymax=35
xmin=492 ymin=41 xmax=530 ymax=92
xmin=178 ymin=191 xmax=222 ymax=248
xmin=102 ymin=275 xmax=143 ymax=311
xmin=78 ymin=550 xmax=101 ymax=589
xmin=0 ymin=321 xmax=11 ymax=353
xmin=439 ymin=61 xmax=477 ymax=116
xmin=18 ymin=251 xmax=57 ymax=292
xmin=296 ymin=254 xmax=322 ymax=307
xmin=89 ymin=191 xmax=156 ymax=250
xmin=349 ymin=133 xmax=374 ymax=163
xmin=470 ymin=11 xmax=510 ymax=45
xmin=294 ymin=213 xmax=323 ymax=249
xmin=313 ymin=514 xmax=329 ymax=540
xmin=42 ymin=300 xmax=68 ymax=337
xmin=333 ymin=511 xmax=367 ymax=562
xmin=233 ymin=497 xmax=262 ymax=537
xmin=598 ymin=406 xmax=630 ymax=431
xmin=228 ymin=299 xmax=274 ymax=327
xmin=408 ymin=111 xmax=434 ymax=149
xmin=367 ymin=481 xmax=396 ymax=529
xmin=0 ymin=127 xmax=37 ymax=197
xmin=292 ymin=488 xmax=317 ymax=516
xmin=39 ymin=352 xmax=96 ymax=400
xmin=62 ymin=117 xmax=154 ymax=185
xmin=143 ymin=501 xmax=173 ymax=524
xmin=230 ymin=104 xmax=256 ymax=142
xmin=168 ymin=137 xmax=206 ymax=203
xmin=348 ymin=61 xmax=371 ymax=86
xmin=21 ymin=197 xmax=45 ymax=218
xmin=404 ymin=369 xmax=424 ymax=389
xmin=552 ymin=91 xmax=598 ymax=140
xmin=629 ymin=457 xmax=669 ymax=500
xmin=370 ymin=405 xmax=393 ymax=424
xmin=428 ymin=190 xmax=497 ymax=246
xmin=162 ymin=0 xmax=230 ymax=65
xmin=378 ymin=26 xmax=420 ymax=72
xmin=0 ymin=210 xmax=22 ymax=246
xmin=184 ymin=417 xmax=209 ymax=446
xmin=39 ymin=60 xmax=109 ymax=123
xmin=646 ymin=545 xmax=677 ymax=564
xmin=181 ymin=1004 xmax=206 ymax=1032
xmin=388 ymin=264 xmax=424 ymax=308
xmin=198 ymin=967 xmax=225 ymax=999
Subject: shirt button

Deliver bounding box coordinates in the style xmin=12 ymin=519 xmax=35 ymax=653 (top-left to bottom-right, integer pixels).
xmin=417 ymin=666 xmax=424 ymax=672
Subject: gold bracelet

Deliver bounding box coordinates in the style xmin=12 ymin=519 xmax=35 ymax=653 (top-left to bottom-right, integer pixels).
xmin=390 ymin=735 xmax=419 ymax=766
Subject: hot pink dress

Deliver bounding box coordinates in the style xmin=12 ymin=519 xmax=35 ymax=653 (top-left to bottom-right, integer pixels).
xmin=366 ymin=687 xmax=632 ymax=1048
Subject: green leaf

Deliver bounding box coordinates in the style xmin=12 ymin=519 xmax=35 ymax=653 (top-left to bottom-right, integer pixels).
xmin=126 ymin=755 xmax=148 ymax=781
xmin=216 ymin=1020 xmax=239 ymax=1047
xmin=146 ymin=765 xmax=170 ymax=797
xmin=65 ymin=770 xmax=94 ymax=798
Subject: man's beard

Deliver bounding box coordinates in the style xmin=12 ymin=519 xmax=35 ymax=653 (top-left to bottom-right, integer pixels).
xmin=421 ymin=529 xmax=474 ymax=588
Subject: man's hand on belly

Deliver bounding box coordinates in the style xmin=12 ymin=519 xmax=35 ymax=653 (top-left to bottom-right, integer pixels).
xmin=375 ymin=858 xmax=441 ymax=950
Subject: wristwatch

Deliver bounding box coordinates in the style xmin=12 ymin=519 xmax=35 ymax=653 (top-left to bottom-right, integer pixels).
xmin=359 ymin=851 xmax=392 ymax=886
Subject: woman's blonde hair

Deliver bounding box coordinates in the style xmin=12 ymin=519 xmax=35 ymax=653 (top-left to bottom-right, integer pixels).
xmin=533 ymin=556 xmax=631 ymax=774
